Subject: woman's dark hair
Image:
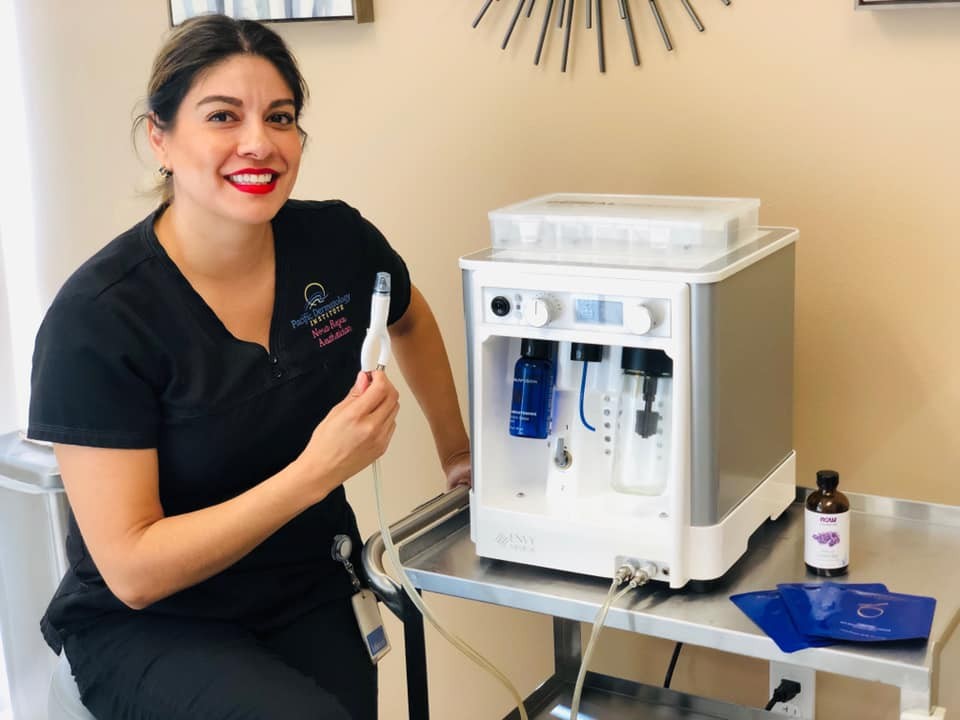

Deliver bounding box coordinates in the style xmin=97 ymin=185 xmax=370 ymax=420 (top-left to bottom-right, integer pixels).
xmin=133 ymin=14 xmax=309 ymax=199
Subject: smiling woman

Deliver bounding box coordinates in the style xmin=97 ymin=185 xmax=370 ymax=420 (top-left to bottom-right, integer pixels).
xmin=169 ymin=0 xmax=372 ymax=25
xmin=26 ymin=12 xmax=469 ymax=720
xmin=146 ymin=54 xmax=303 ymax=230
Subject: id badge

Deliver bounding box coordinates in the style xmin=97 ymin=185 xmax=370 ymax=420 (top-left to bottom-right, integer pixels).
xmin=352 ymin=589 xmax=390 ymax=664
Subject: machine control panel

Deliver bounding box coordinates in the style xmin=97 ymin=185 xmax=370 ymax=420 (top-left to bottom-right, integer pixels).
xmin=484 ymin=287 xmax=671 ymax=338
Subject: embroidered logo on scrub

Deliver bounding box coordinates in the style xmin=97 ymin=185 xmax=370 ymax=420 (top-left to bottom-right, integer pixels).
xmin=290 ymin=281 xmax=353 ymax=348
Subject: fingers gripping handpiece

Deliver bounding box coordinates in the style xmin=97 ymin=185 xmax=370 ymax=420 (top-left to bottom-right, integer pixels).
xmin=360 ymin=272 xmax=392 ymax=373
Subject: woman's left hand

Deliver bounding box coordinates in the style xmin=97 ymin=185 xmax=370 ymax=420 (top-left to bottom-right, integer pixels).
xmin=442 ymin=449 xmax=472 ymax=491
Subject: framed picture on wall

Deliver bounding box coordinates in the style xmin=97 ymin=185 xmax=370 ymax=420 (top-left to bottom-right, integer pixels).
xmin=856 ymin=0 xmax=960 ymax=7
xmin=169 ymin=0 xmax=373 ymax=25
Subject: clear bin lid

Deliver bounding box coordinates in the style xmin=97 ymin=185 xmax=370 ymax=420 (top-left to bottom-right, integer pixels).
xmin=488 ymin=193 xmax=762 ymax=270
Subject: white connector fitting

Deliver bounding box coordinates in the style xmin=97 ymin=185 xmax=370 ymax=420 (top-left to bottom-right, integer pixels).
xmin=615 ymin=561 xmax=658 ymax=589
xmin=614 ymin=565 xmax=635 ymax=585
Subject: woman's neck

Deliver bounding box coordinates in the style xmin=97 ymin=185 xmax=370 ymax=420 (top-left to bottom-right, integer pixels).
xmin=155 ymin=200 xmax=274 ymax=281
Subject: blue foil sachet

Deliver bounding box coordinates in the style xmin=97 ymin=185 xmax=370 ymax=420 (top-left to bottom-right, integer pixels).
xmin=730 ymin=590 xmax=833 ymax=653
xmin=777 ymin=582 xmax=936 ymax=643
xmin=730 ymin=583 xmax=888 ymax=654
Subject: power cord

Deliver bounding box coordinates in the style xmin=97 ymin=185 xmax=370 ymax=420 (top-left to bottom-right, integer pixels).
xmin=662 ymin=641 xmax=683 ymax=689
xmin=765 ymin=679 xmax=802 ymax=711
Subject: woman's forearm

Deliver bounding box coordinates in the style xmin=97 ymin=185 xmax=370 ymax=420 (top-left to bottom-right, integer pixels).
xmin=118 ymin=457 xmax=324 ymax=609
xmin=58 ymin=371 xmax=398 ymax=610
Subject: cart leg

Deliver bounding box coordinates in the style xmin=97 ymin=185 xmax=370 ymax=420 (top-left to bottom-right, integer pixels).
xmin=554 ymin=616 xmax=581 ymax=682
xmin=402 ymin=593 xmax=430 ymax=720
xmin=899 ymin=676 xmax=950 ymax=719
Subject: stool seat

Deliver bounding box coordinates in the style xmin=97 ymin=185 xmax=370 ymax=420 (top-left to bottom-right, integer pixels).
xmin=48 ymin=652 xmax=96 ymax=720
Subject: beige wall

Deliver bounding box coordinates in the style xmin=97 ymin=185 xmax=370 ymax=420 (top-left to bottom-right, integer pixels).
xmin=13 ymin=0 xmax=960 ymax=717
xmin=0 ymin=238 xmax=17 ymax=434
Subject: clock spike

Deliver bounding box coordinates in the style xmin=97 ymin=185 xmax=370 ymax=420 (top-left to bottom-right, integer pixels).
xmin=535 ymin=0 xmax=555 ymax=64
xmin=561 ymin=0 xmax=574 ymax=71
xmin=502 ymin=0 xmax=527 ymax=48
xmin=472 ymin=0 xmax=496 ymax=27
xmin=596 ymin=0 xmax=605 ymax=72
xmin=680 ymin=0 xmax=705 ymax=31
xmin=618 ymin=0 xmax=640 ymax=66
xmin=648 ymin=0 xmax=673 ymax=51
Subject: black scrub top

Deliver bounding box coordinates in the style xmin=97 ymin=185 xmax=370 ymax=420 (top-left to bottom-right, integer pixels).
xmin=28 ymin=199 xmax=411 ymax=652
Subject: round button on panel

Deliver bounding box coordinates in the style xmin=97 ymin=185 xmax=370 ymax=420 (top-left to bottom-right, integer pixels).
xmin=623 ymin=304 xmax=655 ymax=335
xmin=490 ymin=295 xmax=511 ymax=317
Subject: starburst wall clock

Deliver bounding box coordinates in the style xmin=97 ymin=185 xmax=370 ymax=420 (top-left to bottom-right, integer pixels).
xmin=471 ymin=0 xmax=730 ymax=72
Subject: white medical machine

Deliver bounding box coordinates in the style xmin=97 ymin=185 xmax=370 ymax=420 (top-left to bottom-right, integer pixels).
xmin=460 ymin=194 xmax=798 ymax=589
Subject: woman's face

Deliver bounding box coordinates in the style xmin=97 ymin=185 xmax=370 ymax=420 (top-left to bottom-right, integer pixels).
xmin=149 ymin=53 xmax=302 ymax=227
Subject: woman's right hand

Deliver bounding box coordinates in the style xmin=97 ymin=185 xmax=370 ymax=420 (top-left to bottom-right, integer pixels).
xmin=297 ymin=370 xmax=400 ymax=500
xmin=52 ymin=370 xmax=398 ymax=609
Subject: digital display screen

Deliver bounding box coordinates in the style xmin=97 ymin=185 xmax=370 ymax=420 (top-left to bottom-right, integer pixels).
xmin=575 ymin=299 xmax=623 ymax=325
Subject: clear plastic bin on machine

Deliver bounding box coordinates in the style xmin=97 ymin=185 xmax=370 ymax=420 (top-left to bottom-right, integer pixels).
xmin=488 ymin=192 xmax=761 ymax=268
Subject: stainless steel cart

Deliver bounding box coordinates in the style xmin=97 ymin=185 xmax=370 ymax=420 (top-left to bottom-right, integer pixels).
xmin=363 ymin=487 xmax=958 ymax=720
xmin=0 ymin=432 xmax=70 ymax=720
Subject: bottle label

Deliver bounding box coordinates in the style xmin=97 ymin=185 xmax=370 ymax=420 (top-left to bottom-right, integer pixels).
xmin=509 ymin=361 xmax=551 ymax=439
xmin=804 ymin=509 xmax=850 ymax=569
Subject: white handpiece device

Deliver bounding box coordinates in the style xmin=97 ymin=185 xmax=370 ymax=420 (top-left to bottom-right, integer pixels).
xmin=360 ymin=272 xmax=391 ymax=373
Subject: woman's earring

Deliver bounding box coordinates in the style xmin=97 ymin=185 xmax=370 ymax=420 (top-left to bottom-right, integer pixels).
xmin=158 ymin=166 xmax=173 ymax=178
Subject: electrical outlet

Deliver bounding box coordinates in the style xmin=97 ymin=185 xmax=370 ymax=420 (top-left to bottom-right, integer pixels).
xmin=772 ymin=698 xmax=802 ymax=718
xmin=768 ymin=662 xmax=816 ymax=719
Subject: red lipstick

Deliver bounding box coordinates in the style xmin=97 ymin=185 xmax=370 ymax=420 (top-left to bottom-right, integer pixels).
xmin=225 ymin=168 xmax=279 ymax=195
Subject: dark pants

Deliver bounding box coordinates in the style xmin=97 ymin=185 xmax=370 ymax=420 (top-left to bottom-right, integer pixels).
xmin=63 ymin=597 xmax=377 ymax=720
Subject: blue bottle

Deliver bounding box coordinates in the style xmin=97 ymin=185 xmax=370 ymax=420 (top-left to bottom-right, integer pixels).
xmin=509 ymin=339 xmax=555 ymax=439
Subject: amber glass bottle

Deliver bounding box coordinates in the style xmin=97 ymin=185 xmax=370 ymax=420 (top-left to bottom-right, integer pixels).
xmin=804 ymin=469 xmax=850 ymax=576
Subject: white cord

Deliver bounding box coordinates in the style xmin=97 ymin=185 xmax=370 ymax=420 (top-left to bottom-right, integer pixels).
xmin=569 ymin=569 xmax=649 ymax=720
xmin=373 ymin=459 xmax=529 ymax=720
xmin=364 ymin=270 xmax=525 ymax=717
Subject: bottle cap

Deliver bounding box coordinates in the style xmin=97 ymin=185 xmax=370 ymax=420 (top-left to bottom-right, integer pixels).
xmin=621 ymin=347 xmax=673 ymax=376
xmin=520 ymin=338 xmax=552 ymax=360
xmin=570 ymin=342 xmax=603 ymax=363
xmin=816 ymin=469 xmax=840 ymax=491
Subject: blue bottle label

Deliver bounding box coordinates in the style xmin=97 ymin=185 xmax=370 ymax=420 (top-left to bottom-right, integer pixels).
xmin=509 ymin=359 xmax=552 ymax=439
